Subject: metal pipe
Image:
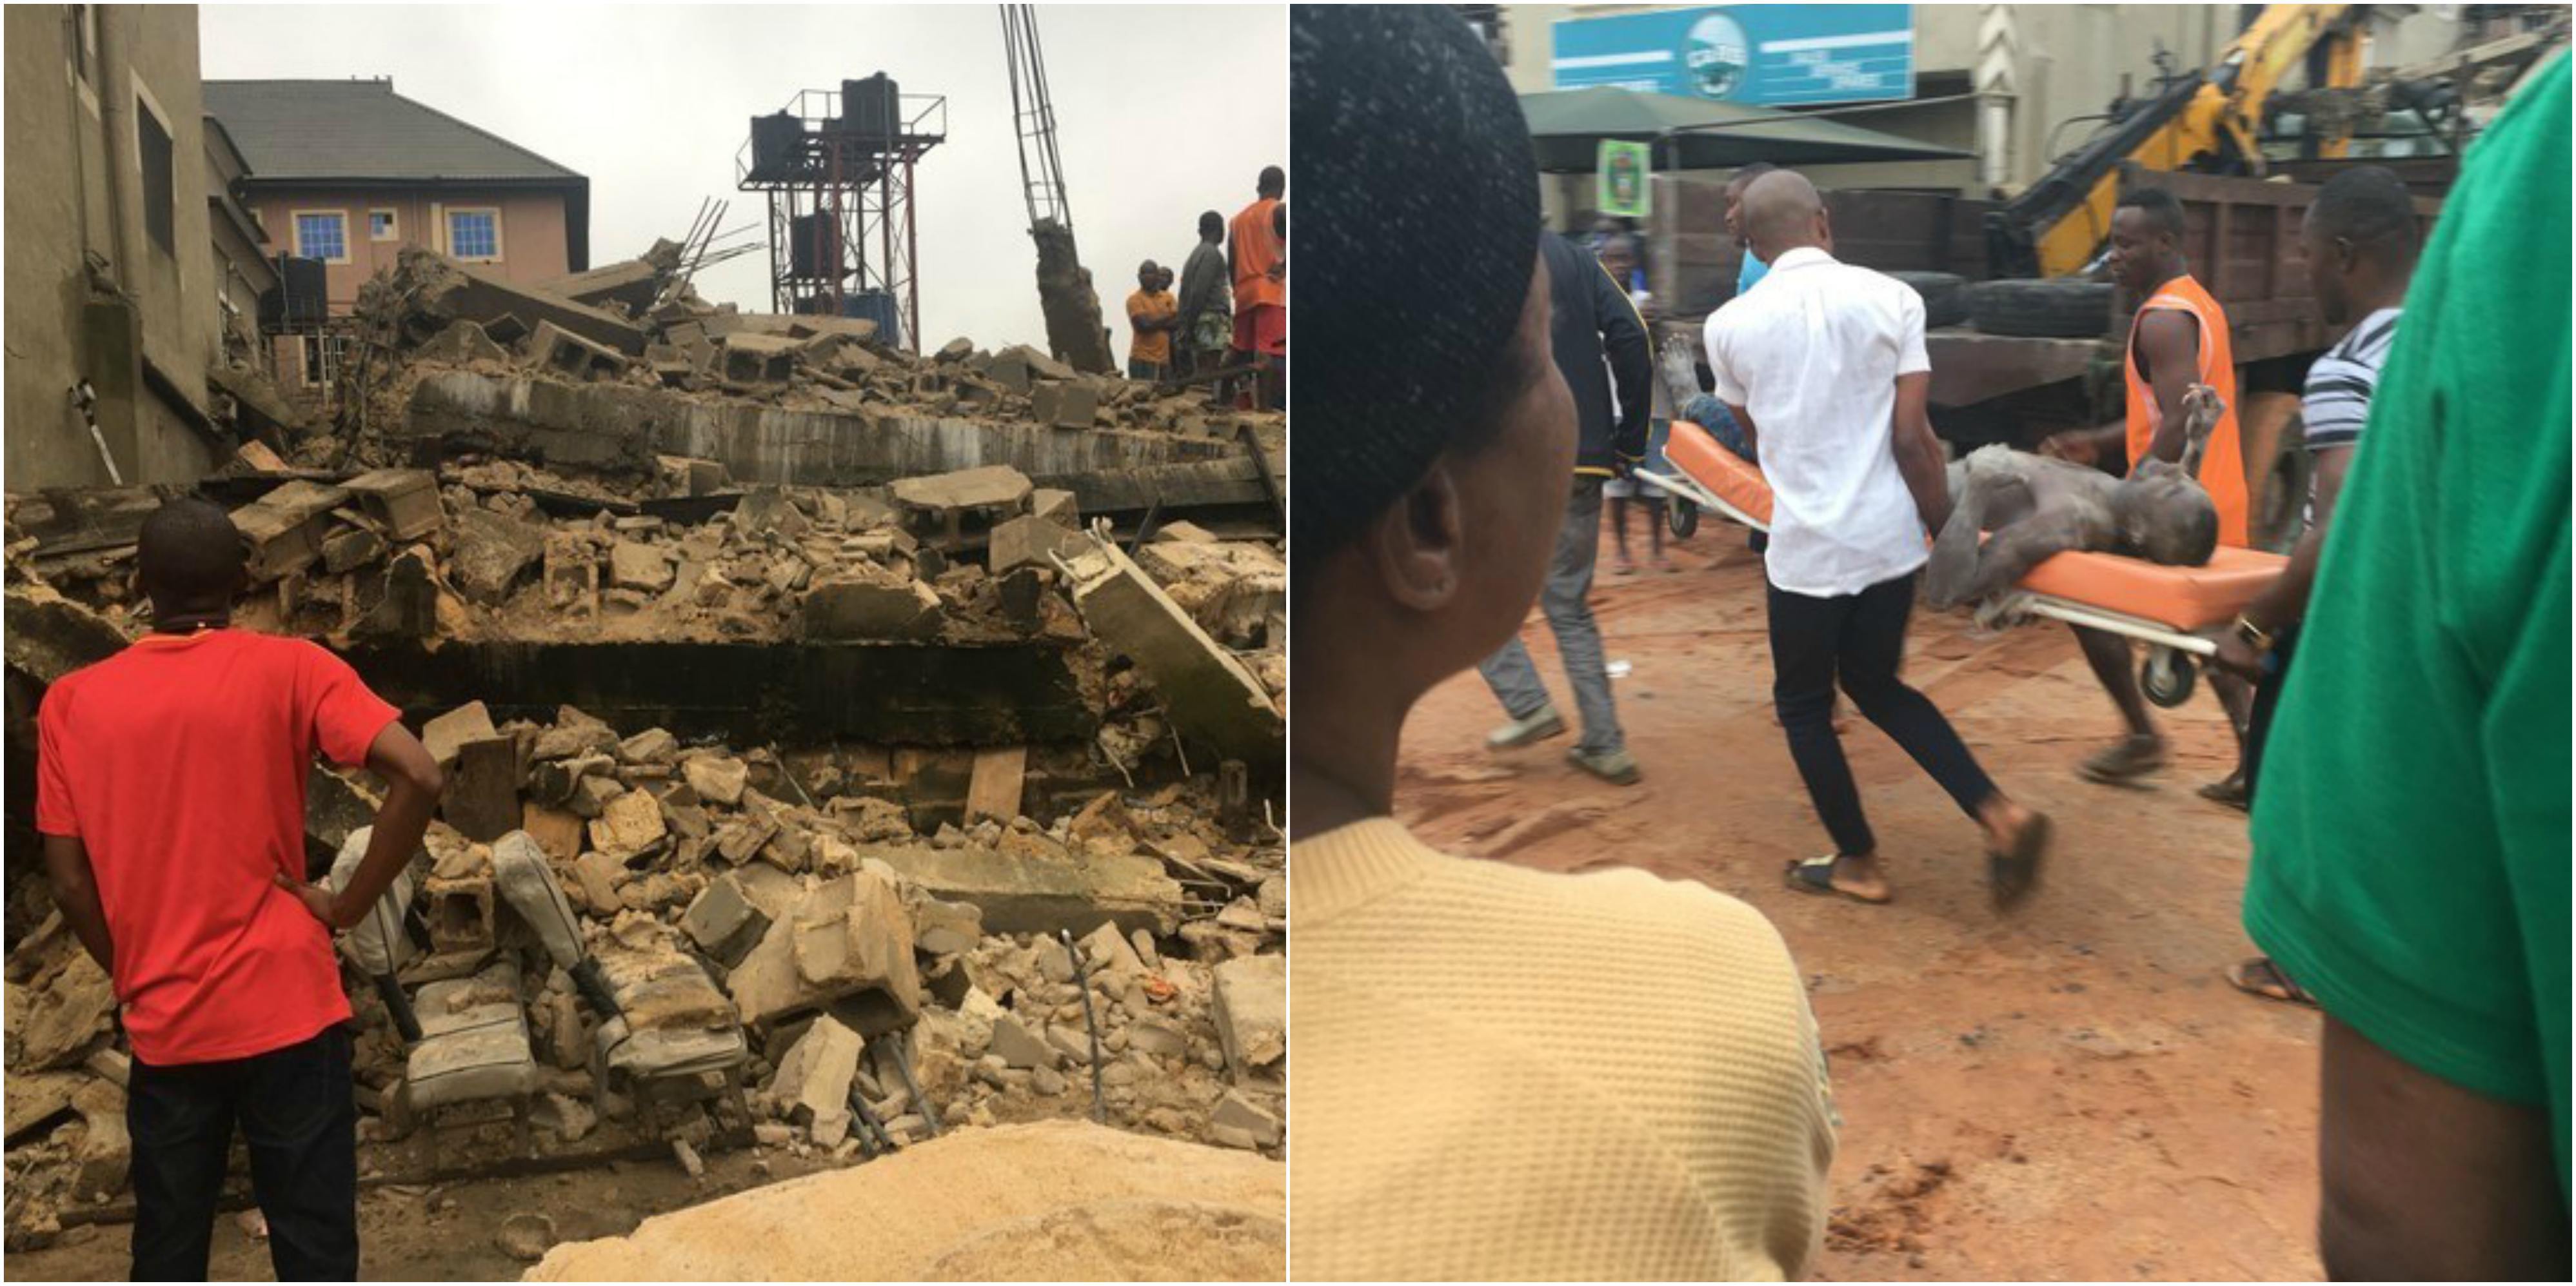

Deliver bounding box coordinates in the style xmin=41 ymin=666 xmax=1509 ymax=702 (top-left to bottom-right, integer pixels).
xmin=1060 ymin=929 xmax=1107 ymax=1124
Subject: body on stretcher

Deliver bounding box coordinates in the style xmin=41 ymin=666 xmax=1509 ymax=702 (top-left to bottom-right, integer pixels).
xmin=1637 ymin=420 xmax=2289 ymax=707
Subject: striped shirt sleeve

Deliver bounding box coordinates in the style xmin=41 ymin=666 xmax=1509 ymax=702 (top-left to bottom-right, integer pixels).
xmin=2302 ymin=310 xmax=2399 ymax=451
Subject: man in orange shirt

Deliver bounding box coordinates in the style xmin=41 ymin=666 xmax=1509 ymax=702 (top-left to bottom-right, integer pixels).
xmin=2041 ymin=187 xmax=2255 ymax=802
xmin=1126 ymin=260 xmax=1179 ymax=381
xmin=38 ymin=498 xmax=445 ymax=1280
xmin=1229 ymin=165 xmax=1286 ymax=410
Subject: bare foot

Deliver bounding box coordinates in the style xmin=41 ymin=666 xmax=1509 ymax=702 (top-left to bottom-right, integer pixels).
xmin=1657 ymin=333 xmax=1705 ymax=412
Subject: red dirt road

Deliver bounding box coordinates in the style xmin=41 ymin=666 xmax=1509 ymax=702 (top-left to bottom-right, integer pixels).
xmin=1395 ymin=528 xmax=2324 ymax=1281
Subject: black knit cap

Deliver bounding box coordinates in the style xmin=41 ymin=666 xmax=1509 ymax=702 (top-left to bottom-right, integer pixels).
xmin=1290 ymin=5 xmax=1541 ymax=572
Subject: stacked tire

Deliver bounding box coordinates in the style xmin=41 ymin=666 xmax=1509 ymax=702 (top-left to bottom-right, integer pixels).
xmin=1964 ymin=279 xmax=2118 ymax=338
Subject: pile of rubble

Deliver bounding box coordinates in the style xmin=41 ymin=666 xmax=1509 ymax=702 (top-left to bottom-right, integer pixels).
xmin=4 ymin=697 xmax=1283 ymax=1252
xmin=6 ymin=460 xmax=1283 ymax=678
xmin=311 ymin=246 xmax=1269 ymax=478
xmin=3 ymin=230 xmax=1288 ymax=1255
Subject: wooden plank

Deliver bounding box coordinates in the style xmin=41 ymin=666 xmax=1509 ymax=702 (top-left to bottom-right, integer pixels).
xmin=966 ymin=746 xmax=1029 ymax=824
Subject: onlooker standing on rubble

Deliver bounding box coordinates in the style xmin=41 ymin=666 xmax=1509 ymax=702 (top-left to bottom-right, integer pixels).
xmin=1176 ymin=210 xmax=1233 ymax=380
xmin=1126 ymin=259 xmax=1179 ymax=382
xmin=1476 ymin=228 xmax=1652 ymax=785
xmin=37 ymin=497 xmax=445 ymax=1281
xmin=2209 ymin=164 xmax=2421 ymax=1007
xmin=2243 ymin=55 xmax=2570 ymax=1278
xmin=1228 ymin=165 xmax=1287 ymax=410
xmin=1705 ymin=170 xmax=2050 ymax=907
xmin=1291 ymin=9 xmax=1834 ymax=1279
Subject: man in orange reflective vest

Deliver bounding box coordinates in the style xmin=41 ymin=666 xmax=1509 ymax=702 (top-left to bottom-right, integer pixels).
xmin=2041 ymin=186 xmax=2254 ymax=804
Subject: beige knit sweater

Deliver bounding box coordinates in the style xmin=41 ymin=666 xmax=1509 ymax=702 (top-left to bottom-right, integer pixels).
xmin=1291 ymin=818 xmax=1837 ymax=1281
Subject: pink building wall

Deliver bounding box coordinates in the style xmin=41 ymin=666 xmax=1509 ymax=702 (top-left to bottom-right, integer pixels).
xmin=246 ymin=186 xmax=572 ymax=313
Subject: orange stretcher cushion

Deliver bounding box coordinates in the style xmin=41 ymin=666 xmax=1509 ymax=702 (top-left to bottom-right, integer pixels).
xmin=2018 ymin=544 xmax=2288 ymax=633
xmin=1668 ymin=420 xmax=1772 ymax=526
xmin=1668 ymin=419 xmax=2286 ymax=632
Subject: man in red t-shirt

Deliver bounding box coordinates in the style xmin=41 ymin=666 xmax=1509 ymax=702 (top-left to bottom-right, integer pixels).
xmin=37 ymin=497 xmax=443 ymax=1281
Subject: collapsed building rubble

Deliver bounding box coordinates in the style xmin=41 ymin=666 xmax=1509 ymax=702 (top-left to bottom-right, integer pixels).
xmin=1 ymin=242 xmax=1285 ymax=1251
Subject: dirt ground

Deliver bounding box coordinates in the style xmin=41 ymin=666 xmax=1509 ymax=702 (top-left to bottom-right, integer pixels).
xmin=1396 ymin=518 xmax=2325 ymax=1281
xmin=11 ymin=1140 xmax=852 ymax=1281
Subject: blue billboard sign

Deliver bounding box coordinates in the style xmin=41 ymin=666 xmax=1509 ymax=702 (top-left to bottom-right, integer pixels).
xmin=1552 ymin=5 xmax=1915 ymax=107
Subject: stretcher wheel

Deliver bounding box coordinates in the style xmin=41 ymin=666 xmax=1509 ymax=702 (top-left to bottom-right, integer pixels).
xmin=2142 ymin=647 xmax=2197 ymax=709
xmin=1667 ymin=499 xmax=1699 ymax=539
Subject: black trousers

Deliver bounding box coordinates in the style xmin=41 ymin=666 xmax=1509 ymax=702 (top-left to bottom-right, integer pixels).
xmin=128 ymin=1025 xmax=357 ymax=1282
xmin=2241 ymin=623 xmax=2301 ymax=806
xmin=1768 ymin=571 xmax=1999 ymax=856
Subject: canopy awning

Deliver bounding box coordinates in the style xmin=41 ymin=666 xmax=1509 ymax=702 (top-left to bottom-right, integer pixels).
xmin=1519 ymin=86 xmax=1974 ymax=172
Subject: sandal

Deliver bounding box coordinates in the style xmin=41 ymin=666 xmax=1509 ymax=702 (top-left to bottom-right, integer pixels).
xmin=2078 ymin=735 xmax=2166 ymax=784
xmin=1783 ymin=855 xmax=1890 ymax=905
xmin=2197 ymin=775 xmax=2250 ymax=812
xmin=2226 ymin=956 xmax=2316 ymax=1007
xmin=1986 ymin=809 xmax=2052 ymax=911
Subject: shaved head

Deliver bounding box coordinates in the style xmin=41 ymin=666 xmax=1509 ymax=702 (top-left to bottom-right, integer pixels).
xmin=136 ymin=497 xmax=248 ymax=623
xmin=1742 ymin=170 xmax=1827 ymax=261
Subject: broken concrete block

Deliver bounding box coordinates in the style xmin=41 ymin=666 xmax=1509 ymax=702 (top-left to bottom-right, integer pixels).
xmin=423 ymin=862 xmax=497 ymax=954
xmin=568 ymin=773 xmax=628 ymax=820
xmin=1030 ymin=488 xmax=1077 ymax=528
xmin=720 ymin=331 xmax=798 ymax=383
xmin=608 ymin=540 xmax=675 ymax=593
xmin=321 ymin=525 xmax=388 ymax=575
xmin=417 ymin=318 xmax=510 ymax=366
xmin=345 ymin=469 xmax=445 ymax=544
xmin=1063 ymin=537 xmax=1280 ymax=764
xmin=732 ymin=487 xmax=810 ymax=542
xmin=802 ymin=575 xmax=943 ymax=641
xmin=1211 ymin=955 xmax=1285 ymax=1083
xmin=769 ymin=1014 xmax=864 ymax=1138
xmin=419 ymin=251 xmax=649 ymax=354
xmin=724 ymin=873 xmax=921 ymax=1037
xmin=442 ymin=735 xmax=523 ymax=843
xmin=683 ymin=755 xmax=749 ymax=807
xmin=1151 ymin=520 xmax=1220 ymax=545
xmin=680 ymin=875 xmax=771 ymax=965
xmin=573 ymin=850 xmax=628 ymax=915
xmin=230 ymin=480 xmax=350 ymax=582
xmin=656 ymin=455 xmax=731 ymax=497
xmin=421 ymin=702 xmax=499 ymax=769
xmin=590 ymin=790 xmax=668 ymax=855
xmin=865 ymin=844 xmax=1184 ymax=939
xmin=712 ymin=814 xmax=780 ymax=866
xmin=529 ymin=751 xmax=613 ymax=805
xmin=910 ymin=897 xmax=983 ymax=958
xmin=947 ymin=755 xmax=1024 ymax=841
xmin=934 ymin=337 xmax=975 ymax=362
xmin=448 ymin=506 xmax=546 ymax=604
xmin=533 ymin=722 xmax=620 ymax=764
xmin=520 ymin=802 xmax=586 ymax=863
xmin=620 ymin=727 xmax=678 ymax=765
xmin=1031 ymin=382 xmax=1101 ymax=429
xmin=988 ymin=1014 xmax=1060 ymax=1071
xmin=357 ymin=546 xmax=439 ymax=640
xmin=889 ymin=465 xmax=1033 ymax=516
xmin=987 ymin=514 xmax=1085 ymax=576
xmin=17 ymin=953 xmax=116 ymax=1070
xmin=1210 ymin=1092 xmax=1281 ymax=1149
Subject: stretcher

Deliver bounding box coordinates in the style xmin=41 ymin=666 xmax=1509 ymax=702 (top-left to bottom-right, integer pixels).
xmin=1638 ymin=420 xmax=2288 ymax=706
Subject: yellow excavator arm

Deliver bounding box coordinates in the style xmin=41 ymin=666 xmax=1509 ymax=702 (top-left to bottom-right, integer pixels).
xmin=1996 ymin=4 xmax=2371 ymax=278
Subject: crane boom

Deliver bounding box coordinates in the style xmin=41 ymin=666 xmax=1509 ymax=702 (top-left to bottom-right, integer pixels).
xmin=1000 ymin=4 xmax=1115 ymax=373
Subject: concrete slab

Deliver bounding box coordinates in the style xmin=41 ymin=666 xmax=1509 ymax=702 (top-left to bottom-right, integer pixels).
xmin=1062 ymin=536 xmax=1280 ymax=765
xmin=862 ymin=843 xmax=1184 ymax=938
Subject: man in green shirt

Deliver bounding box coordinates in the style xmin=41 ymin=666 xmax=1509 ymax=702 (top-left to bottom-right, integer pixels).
xmin=2243 ymin=53 xmax=2569 ymax=1278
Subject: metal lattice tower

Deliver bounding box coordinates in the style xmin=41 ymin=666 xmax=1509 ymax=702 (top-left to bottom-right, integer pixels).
xmin=737 ymin=79 xmax=946 ymax=351
xmin=1002 ymin=5 xmax=1071 ymax=233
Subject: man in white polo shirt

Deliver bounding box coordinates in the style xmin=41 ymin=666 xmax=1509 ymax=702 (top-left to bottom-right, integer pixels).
xmin=1701 ymin=170 xmax=2050 ymax=908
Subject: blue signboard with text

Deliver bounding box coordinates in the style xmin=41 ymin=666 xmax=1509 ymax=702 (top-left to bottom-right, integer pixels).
xmin=1551 ymin=5 xmax=1914 ymax=106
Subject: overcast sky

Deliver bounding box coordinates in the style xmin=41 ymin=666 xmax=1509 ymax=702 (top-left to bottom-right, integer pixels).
xmin=200 ymin=4 xmax=1285 ymax=355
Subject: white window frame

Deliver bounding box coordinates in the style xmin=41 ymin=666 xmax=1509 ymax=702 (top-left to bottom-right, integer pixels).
xmin=301 ymin=333 xmax=354 ymax=388
xmin=292 ymin=209 xmax=351 ymax=264
xmin=444 ymin=206 xmax=503 ymax=263
xmin=368 ymin=208 xmax=399 ymax=242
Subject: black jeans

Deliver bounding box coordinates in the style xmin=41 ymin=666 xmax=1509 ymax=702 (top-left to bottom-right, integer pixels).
xmin=1769 ymin=571 xmax=1999 ymax=856
xmin=2241 ymin=623 xmax=2300 ymax=806
xmin=129 ymin=1025 xmax=357 ymax=1281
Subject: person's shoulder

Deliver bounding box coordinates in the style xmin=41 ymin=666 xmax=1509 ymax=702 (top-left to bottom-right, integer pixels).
xmin=1416 ymin=848 xmax=1801 ymax=978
